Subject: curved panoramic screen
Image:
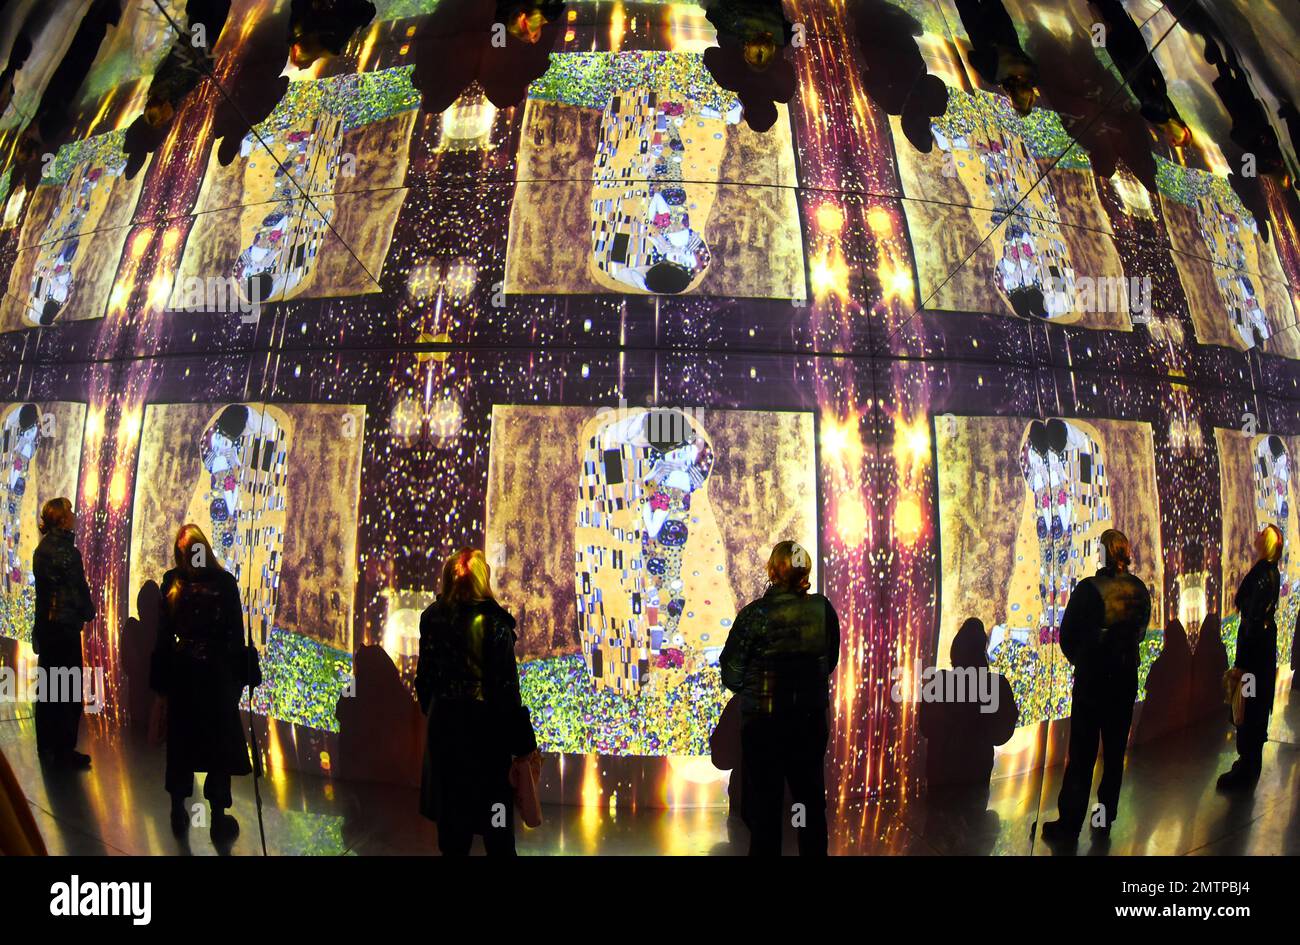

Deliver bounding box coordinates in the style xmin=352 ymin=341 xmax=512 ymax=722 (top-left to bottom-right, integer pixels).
xmin=0 ymin=0 xmax=1297 ymax=809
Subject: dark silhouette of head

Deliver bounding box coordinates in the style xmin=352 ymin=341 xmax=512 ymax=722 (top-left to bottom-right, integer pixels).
xmin=644 ymin=409 xmax=690 ymax=454
xmin=16 ymin=404 xmax=39 ymax=432
xmin=950 ymin=618 xmax=990 ymax=668
xmin=215 ymin=404 xmax=250 ymax=441
xmin=1027 ymin=417 xmax=1069 ymax=456
xmin=644 ymin=262 xmax=693 ymax=294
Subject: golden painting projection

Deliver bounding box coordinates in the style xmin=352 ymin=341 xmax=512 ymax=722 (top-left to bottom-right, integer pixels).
xmin=505 ymin=51 xmax=805 ymax=299
xmin=128 ymin=402 xmax=366 ymax=731
xmin=1217 ymin=430 xmax=1299 ymax=667
xmin=936 ymin=416 xmax=1164 ymax=725
xmin=1157 ymin=158 xmax=1297 ymax=353
xmin=575 ymin=408 xmax=733 ymax=692
xmin=172 ymin=65 xmax=419 ymax=307
xmin=893 ymin=85 xmax=1128 ymax=327
xmin=2 ymin=131 xmax=145 ymax=329
xmin=486 ymin=405 xmax=817 ymax=755
xmin=0 ymin=402 xmax=87 ymax=647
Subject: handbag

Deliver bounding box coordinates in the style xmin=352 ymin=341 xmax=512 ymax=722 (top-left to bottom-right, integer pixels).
xmin=480 ymin=614 xmax=541 ymax=826
xmin=1223 ymin=667 xmax=1246 ymax=727
xmin=243 ymin=618 xmax=262 ymax=690
xmin=243 ymin=642 xmax=263 ymax=689
xmin=147 ymin=695 xmax=168 ymax=747
xmin=509 ymin=751 xmax=544 ymax=829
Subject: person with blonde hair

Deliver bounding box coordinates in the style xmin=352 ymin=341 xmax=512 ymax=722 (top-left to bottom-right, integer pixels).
xmin=416 ymin=549 xmax=536 ymax=855
xmin=1042 ymin=528 xmax=1151 ymax=846
xmin=1218 ymin=524 xmax=1283 ymax=791
xmin=720 ymin=540 xmax=840 ymax=855
xmin=32 ymin=497 xmax=95 ymax=769
xmin=149 ymin=524 xmax=252 ymax=840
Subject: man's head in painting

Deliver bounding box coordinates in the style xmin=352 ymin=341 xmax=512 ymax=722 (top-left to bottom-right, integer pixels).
xmin=7 ymin=404 xmax=42 ymax=473
xmin=15 ymin=403 xmax=40 ymax=442
xmin=1027 ymin=417 xmax=1069 ymax=456
xmin=644 ymin=262 xmax=695 ymax=295
xmin=202 ymin=404 xmax=252 ymax=475
xmin=1268 ymin=435 xmax=1289 ymax=483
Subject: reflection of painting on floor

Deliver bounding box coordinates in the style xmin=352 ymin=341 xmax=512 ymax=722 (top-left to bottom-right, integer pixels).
xmin=0 ymin=402 xmax=86 ymax=646
xmin=1216 ymin=429 xmax=1299 ymax=667
xmin=173 ymin=66 xmax=419 ymax=307
xmin=936 ymin=415 xmax=1164 ymax=725
xmin=486 ymin=404 xmax=817 ymax=755
xmin=2 ymin=131 xmax=145 ymax=330
xmin=893 ymin=89 xmax=1126 ymax=328
xmin=128 ymin=402 xmax=366 ymax=731
xmin=1158 ymin=158 xmax=1298 ymax=355
xmin=505 ymin=51 xmax=805 ymax=300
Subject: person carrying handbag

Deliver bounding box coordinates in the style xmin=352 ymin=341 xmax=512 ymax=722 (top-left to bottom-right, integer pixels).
xmin=416 ymin=549 xmax=539 ymax=856
xmin=149 ymin=524 xmax=253 ymax=841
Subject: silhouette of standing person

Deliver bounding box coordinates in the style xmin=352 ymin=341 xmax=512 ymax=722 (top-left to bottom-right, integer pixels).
xmin=121 ymin=581 xmax=162 ymax=734
xmin=32 ymin=498 xmax=95 ymax=769
xmin=720 ymin=540 xmax=840 ymax=856
xmin=920 ymin=618 xmax=1018 ymax=804
xmin=1042 ymin=529 xmax=1151 ymax=845
xmin=1217 ymin=525 xmax=1282 ymax=791
xmin=416 ymin=548 xmax=537 ymax=856
xmin=1134 ymin=619 xmax=1191 ymax=743
xmin=150 ymin=525 xmax=252 ymax=841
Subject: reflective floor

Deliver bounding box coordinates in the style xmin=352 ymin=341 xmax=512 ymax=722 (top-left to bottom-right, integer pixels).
xmin=2 ymin=700 xmax=1297 ymax=856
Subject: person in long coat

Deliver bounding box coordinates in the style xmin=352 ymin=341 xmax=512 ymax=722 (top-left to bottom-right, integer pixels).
xmin=1218 ymin=525 xmax=1283 ymax=791
xmin=416 ymin=548 xmax=536 ymax=856
xmin=32 ymin=497 xmax=96 ymax=768
xmin=150 ymin=524 xmax=252 ymax=840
